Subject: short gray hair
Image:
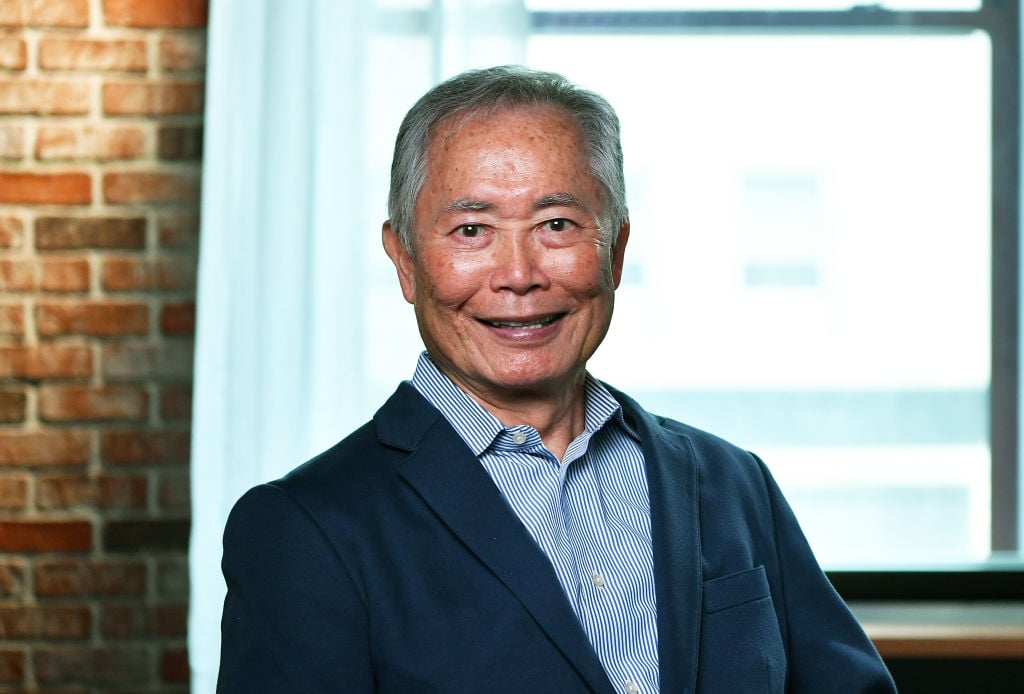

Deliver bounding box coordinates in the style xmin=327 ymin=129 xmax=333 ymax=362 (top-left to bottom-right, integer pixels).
xmin=387 ymin=65 xmax=628 ymax=252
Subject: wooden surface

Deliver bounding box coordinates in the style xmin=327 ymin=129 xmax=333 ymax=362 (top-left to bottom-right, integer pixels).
xmin=851 ymin=603 xmax=1024 ymax=658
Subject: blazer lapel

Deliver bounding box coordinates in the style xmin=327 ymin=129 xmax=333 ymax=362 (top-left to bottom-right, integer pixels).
xmin=376 ymin=384 xmax=616 ymax=694
xmin=617 ymin=393 xmax=702 ymax=694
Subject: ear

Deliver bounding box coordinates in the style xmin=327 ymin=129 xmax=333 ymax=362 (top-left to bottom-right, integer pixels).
xmin=610 ymin=221 xmax=630 ymax=289
xmin=382 ymin=221 xmax=417 ymax=304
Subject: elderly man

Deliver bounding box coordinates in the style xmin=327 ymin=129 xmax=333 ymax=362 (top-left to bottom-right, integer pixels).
xmin=217 ymin=66 xmax=895 ymax=693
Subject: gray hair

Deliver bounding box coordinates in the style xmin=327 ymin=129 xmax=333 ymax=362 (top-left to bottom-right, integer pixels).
xmin=387 ymin=65 xmax=628 ymax=253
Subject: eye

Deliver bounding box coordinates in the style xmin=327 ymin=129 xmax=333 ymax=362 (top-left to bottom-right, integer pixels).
xmin=456 ymin=224 xmax=484 ymax=238
xmin=543 ymin=218 xmax=575 ymax=232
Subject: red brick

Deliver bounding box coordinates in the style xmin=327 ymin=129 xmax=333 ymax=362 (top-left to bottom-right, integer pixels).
xmin=159 ymin=34 xmax=204 ymax=72
xmin=0 ymin=1 xmax=23 ymax=26
xmin=103 ymin=171 xmax=199 ymax=204
xmin=0 ymin=37 xmax=25 ymax=70
xmin=0 ymin=430 xmax=90 ymax=466
xmin=36 ymin=125 xmax=146 ymax=161
xmin=155 ymin=558 xmax=186 ymax=598
xmin=156 ymin=604 xmax=187 ymax=636
xmin=0 ymin=124 xmax=24 ymax=159
xmin=157 ymin=211 xmax=198 ymax=248
xmin=0 ymin=520 xmax=92 ymax=552
xmin=101 ymin=430 xmax=189 ymax=465
xmin=36 ymin=216 xmax=145 ymax=250
xmin=157 ymin=125 xmax=202 ymax=160
xmin=0 ymin=0 xmax=88 ymax=27
xmin=103 ymin=80 xmax=203 ymax=116
xmin=0 ymin=79 xmax=90 ymax=115
xmin=104 ymin=0 xmax=206 ymax=28
xmin=100 ymin=603 xmax=142 ymax=638
xmin=101 ymin=341 xmax=193 ymax=381
xmin=0 ymin=216 xmax=23 ymax=247
xmin=0 ymin=474 xmax=28 ymax=509
xmin=34 ymin=560 xmax=145 ymax=596
xmin=0 ymin=560 xmax=26 ymax=598
xmin=34 ymin=646 xmax=149 ymax=684
xmin=0 ymin=344 xmax=93 ymax=378
xmin=37 ymin=473 xmax=147 ymax=509
xmin=160 ymin=648 xmax=189 ymax=682
xmin=30 ymin=0 xmax=90 ymax=28
xmin=159 ymin=386 xmax=191 ymax=420
xmin=37 ymin=301 xmax=148 ymax=336
xmin=0 ymin=648 xmax=24 ymax=683
xmin=40 ymin=257 xmax=89 ymax=292
xmin=102 ymin=603 xmax=186 ymax=638
xmin=39 ymin=38 xmax=147 ymax=72
xmin=158 ymin=470 xmax=188 ymax=510
xmin=0 ymin=303 xmax=24 ymax=336
xmin=0 ymin=605 xmax=91 ymax=638
xmin=102 ymin=255 xmax=196 ymax=291
xmin=0 ymin=688 xmax=91 ymax=694
xmin=0 ymin=388 xmax=26 ymax=422
xmin=39 ymin=384 xmax=148 ymax=422
xmin=103 ymin=518 xmax=189 ymax=552
xmin=0 ymin=171 xmax=91 ymax=204
xmin=0 ymin=258 xmax=34 ymax=291
xmin=160 ymin=301 xmax=193 ymax=335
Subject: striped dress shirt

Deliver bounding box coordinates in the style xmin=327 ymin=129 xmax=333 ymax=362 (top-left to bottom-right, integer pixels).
xmin=411 ymin=353 xmax=660 ymax=694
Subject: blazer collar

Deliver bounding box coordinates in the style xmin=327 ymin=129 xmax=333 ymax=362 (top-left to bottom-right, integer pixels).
xmin=375 ymin=383 xmax=617 ymax=694
xmin=609 ymin=387 xmax=702 ymax=694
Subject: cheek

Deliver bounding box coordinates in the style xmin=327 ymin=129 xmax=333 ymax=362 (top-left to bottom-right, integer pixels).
xmin=417 ymin=253 xmax=485 ymax=307
xmin=549 ymin=249 xmax=614 ymax=295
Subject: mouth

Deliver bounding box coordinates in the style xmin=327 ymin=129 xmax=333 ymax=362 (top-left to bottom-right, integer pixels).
xmin=480 ymin=314 xmax=562 ymax=330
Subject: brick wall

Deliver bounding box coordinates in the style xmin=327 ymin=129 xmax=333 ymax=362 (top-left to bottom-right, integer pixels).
xmin=0 ymin=0 xmax=206 ymax=691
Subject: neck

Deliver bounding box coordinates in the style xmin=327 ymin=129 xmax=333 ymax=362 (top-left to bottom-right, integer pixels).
xmin=458 ymin=374 xmax=588 ymax=462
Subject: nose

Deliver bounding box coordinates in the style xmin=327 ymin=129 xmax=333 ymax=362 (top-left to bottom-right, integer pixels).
xmin=489 ymin=231 xmax=550 ymax=294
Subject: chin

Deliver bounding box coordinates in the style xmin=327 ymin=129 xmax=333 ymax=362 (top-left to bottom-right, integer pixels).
xmin=487 ymin=364 xmax=577 ymax=393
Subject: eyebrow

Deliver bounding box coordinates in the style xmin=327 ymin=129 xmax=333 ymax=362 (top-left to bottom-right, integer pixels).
xmin=534 ymin=192 xmax=584 ymax=210
xmin=444 ymin=192 xmax=588 ymax=215
xmin=446 ymin=198 xmax=493 ymax=213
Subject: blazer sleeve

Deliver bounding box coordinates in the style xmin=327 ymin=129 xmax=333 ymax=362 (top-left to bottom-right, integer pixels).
xmin=757 ymin=458 xmax=897 ymax=693
xmin=217 ymin=483 xmax=374 ymax=693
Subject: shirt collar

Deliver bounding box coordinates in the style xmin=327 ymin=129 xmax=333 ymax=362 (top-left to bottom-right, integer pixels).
xmin=410 ymin=352 xmax=638 ymax=456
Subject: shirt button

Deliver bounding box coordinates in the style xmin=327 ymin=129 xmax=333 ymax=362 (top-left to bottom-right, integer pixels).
xmin=591 ymin=571 xmax=605 ymax=589
xmin=512 ymin=431 xmax=527 ymax=445
xmin=625 ymin=682 xmax=640 ymax=694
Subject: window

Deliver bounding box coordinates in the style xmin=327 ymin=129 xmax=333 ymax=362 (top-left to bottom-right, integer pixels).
xmin=521 ymin=1 xmax=1018 ymax=569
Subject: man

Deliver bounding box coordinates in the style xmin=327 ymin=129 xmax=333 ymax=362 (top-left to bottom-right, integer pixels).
xmin=218 ymin=65 xmax=895 ymax=693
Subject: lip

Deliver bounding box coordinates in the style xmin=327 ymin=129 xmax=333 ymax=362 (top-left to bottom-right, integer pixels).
xmin=476 ymin=312 xmax=566 ymax=338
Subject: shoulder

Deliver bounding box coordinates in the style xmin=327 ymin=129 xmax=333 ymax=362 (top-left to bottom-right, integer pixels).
xmin=245 ymin=383 xmax=445 ymax=519
xmin=607 ymin=382 xmax=767 ymax=479
xmin=606 ymin=383 xmax=781 ymax=531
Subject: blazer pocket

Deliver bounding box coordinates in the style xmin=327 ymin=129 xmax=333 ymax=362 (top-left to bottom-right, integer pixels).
xmin=703 ymin=565 xmax=771 ymax=613
xmin=698 ymin=566 xmax=785 ymax=693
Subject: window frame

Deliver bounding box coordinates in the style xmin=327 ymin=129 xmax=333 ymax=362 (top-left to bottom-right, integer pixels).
xmin=530 ymin=0 xmax=1022 ymax=591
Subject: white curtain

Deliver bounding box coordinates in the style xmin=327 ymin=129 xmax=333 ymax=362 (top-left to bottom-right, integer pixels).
xmin=189 ymin=1 xmax=527 ymax=691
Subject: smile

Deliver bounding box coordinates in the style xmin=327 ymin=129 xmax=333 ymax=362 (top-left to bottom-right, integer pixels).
xmin=483 ymin=315 xmax=561 ymax=329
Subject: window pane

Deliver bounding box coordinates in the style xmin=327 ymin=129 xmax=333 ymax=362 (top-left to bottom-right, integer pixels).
xmin=527 ymin=1 xmax=982 ymax=9
xmin=528 ymin=33 xmax=992 ymax=565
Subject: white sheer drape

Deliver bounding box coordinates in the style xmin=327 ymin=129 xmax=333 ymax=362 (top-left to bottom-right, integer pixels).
xmin=189 ymin=1 xmax=527 ymax=691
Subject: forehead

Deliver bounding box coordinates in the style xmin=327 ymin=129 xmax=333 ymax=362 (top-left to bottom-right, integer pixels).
xmin=427 ymin=104 xmax=587 ymax=165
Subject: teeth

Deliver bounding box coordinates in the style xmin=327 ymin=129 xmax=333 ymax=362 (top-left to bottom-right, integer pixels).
xmin=488 ymin=317 xmax=554 ymax=329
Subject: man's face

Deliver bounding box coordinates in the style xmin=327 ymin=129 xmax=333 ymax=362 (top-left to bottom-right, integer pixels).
xmin=384 ymin=105 xmax=629 ymax=406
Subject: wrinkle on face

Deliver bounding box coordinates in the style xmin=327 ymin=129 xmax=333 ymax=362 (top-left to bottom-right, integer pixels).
xmin=384 ymin=104 xmax=629 ymax=435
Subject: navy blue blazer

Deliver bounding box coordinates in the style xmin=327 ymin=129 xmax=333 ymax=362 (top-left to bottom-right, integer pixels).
xmin=218 ymin=382 xmax=895 ymax=693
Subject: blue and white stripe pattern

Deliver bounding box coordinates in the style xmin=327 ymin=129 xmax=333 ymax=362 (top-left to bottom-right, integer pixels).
xmin=412 ymin=354 xmax=660 ymax=694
